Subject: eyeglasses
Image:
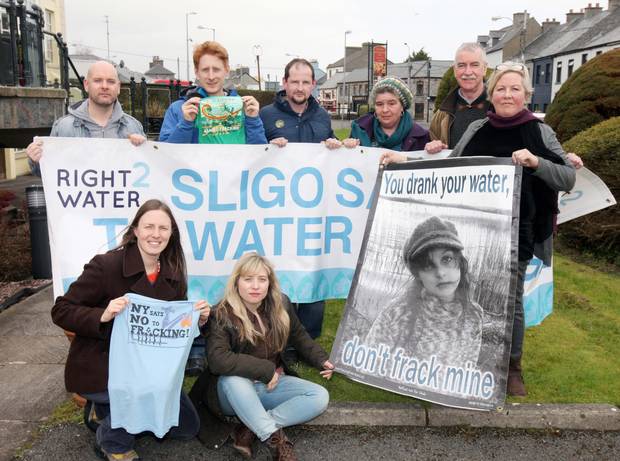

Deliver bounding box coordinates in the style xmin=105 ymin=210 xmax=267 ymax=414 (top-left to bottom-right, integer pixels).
xmin=495 ymin=63 xmax=526 ymax=72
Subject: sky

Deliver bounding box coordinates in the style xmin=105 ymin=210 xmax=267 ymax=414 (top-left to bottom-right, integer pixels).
xmin=64 ymin=0 xmax=593 ymax=82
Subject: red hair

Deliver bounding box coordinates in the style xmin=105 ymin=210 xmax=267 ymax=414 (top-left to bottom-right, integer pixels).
xmin=193 ymin=41 xmax=229 ymax=69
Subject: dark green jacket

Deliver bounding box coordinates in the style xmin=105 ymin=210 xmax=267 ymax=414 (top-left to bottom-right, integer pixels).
xmin=189 ymin=295 xmax=328 ymax=448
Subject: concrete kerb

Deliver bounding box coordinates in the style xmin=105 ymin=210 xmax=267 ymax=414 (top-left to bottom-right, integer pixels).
xmin=306 ymin=402 xmax=620 ymax=431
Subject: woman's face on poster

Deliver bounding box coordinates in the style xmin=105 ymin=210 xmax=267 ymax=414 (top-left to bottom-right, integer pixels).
xmin=416 ymin=247 xmax=461 ymax=302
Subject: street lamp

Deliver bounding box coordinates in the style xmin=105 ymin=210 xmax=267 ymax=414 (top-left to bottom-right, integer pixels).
xmin=343 ymin=30 xmax=352 ymax=118
xmin=197 ymin=25 xmax=215 ymax=41
xmin=492 ymin=11 xmax=527 ymax=63
xmin=253 ymin=44 xmax=263 ymax=91
xmin=104 ymin=16 xmax=110 ymax=60
xmin=185 ymin=11 xmax=197 ymax=82
xmin=404 ymin=42 xmax=412 ymax=89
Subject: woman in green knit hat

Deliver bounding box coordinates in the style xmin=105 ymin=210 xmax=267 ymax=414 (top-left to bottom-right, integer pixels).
xmin=343 ymin=76 xmax=430 ymax=151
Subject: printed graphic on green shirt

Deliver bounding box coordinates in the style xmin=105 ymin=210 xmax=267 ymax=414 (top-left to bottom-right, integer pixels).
xmin=196 ymin=96 xmax=246 ymax=144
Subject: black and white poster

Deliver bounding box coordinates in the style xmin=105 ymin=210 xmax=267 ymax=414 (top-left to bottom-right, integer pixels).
xmin=330 ymin=157 xmax=522 ymax=410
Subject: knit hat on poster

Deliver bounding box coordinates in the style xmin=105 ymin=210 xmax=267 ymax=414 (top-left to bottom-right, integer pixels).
xmin=369 ymin=76 xmax=413 ymax=110
xmin=403 ymin=217 xmax=464 ymax=271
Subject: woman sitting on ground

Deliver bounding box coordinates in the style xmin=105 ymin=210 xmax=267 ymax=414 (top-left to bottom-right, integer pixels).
xmin=191 ymin=252 xmax=333 ymax=460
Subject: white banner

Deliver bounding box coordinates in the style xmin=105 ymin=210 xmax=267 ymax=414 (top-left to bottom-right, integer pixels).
xmin=558 ymin=167 xmax=617 ymax=224
xmin=39 ymin=138 xmax=382 ymax=303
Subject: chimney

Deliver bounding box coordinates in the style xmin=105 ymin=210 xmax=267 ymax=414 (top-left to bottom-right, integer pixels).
xmin=512 ymin=11 xmax=528 ymax=27
xmin=610 ymin=0 xmax=620 ymax=11
xmin=149 ymin=56 xmax=163 ymax=69
xmin=584 ymin=2 xmax=603 ymax=17
xmin=566 ymin=8 xmax=585 ymax=22
xmin=477 ymin=35 xmax=490 ymax=48
xmin=542 ymin=18 xmax=560 ymax=33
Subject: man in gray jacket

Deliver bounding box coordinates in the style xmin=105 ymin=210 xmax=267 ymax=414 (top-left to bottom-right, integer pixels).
xmin=26 ymin=60 xmax=145 ymax=176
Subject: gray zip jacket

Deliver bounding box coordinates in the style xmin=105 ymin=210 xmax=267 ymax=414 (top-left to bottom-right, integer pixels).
xmin=30 ymin=99 xmax=144 ymax=176
xmin=449 ymin=117 xmax=576 ymax=264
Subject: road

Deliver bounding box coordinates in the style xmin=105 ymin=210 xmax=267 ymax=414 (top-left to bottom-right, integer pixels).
xmin=18 ymin=424 xmax=620 ymax=460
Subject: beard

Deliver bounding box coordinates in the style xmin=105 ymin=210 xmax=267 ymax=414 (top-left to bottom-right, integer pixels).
xmin=90 ymin=93 xmax=117 ymax=108
xmin=289 ymin=93 xmax=309 ymax=106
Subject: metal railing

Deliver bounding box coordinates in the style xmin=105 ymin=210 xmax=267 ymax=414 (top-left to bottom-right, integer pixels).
xmin=0 ymin=0 xmax=45 ymax=86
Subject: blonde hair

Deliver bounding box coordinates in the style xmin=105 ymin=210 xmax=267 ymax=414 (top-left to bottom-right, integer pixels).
xmin=216 ymin=253 xmax=290 ymax=351
xmin=487 ymin=61 xmax=534 ymax=103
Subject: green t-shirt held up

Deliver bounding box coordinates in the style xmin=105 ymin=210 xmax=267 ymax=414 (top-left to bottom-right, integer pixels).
xmin=195 ymin=96 xmax=246 ymax=144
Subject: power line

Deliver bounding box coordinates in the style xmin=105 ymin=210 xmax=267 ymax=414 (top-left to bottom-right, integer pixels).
xmin=70 ymin=43 xmax=288 ymax=71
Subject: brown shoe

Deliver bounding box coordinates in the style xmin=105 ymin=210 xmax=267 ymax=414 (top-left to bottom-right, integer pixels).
xmin=507 ymin=358 xmax=527 ymax=397
xmin=266 ymin=428 xmax=297 ymax=461
xmin=232 ymin=423 xmax=256 ymax=459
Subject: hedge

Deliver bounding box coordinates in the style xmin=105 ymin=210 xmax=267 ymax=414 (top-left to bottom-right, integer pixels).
xmin=546 ymin=49 xmax=620 ymax=143
xmin=560 ymin=116 xmax=620 ymax=264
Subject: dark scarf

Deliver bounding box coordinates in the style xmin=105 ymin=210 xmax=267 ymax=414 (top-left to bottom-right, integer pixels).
xmin=462 ymin=109 xmax=563 ymax=261
xmin=487 ymin=108 xmax=539 ymax=128
xmin=371 ymin=110 xmax=413 ymax=151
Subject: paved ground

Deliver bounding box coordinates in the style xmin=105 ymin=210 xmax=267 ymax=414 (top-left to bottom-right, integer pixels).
xmin=0 ymin=288 xmax=68 ymax=461
xmin=1 ymin=287 xmax=618 ymax=460
xmin=17 ymin=424 xmax=620 ymax=460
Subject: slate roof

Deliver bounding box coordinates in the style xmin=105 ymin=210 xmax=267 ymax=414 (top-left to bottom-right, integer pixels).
xmin=526 ymin=8 xmax=620 ymax=60
xmin=486 ymin=25 xmax=516 ymax=53
xmin=327 ymin=45 xmax=394 ymax=71
xmin=144 ymin=63 xmax=174 ymax=77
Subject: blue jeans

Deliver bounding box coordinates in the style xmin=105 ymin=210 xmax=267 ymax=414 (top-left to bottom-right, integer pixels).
xmin=82 ymin=391 xmax=199 ymax=454
xmin=217 ymin=375 xmax=329 ymax=442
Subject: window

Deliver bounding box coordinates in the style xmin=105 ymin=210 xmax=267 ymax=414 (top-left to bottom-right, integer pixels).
xmin=544 ymin=63 xmax=550 ymax=83
xmin=582 ymin=53 xmax=588 ymax=64
xmin=543 ymin=103 xmax=548 ymax=112
xmin=555 ymin=61 xmax=562 ymax=83
xmin=533 ymin=104 xmax=539 ymax=112
xmin=416 ymin=81 xmax=423 ymax=96
xmin=535 ymin=65 xmax=541 ymax=84
xmin=1 ymin=13 xmax=9 ymax=33
xmin=414 ymin=103 xmax=424 ymax=119
xmin=567 ymin=59 xmax=574 ymax=77
xmin=44 ymin=10 xmax=55 ymax=63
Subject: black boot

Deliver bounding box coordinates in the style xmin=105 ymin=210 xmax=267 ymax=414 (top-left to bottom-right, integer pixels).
xmin=507 ymin=357 xmax=527 ymax=397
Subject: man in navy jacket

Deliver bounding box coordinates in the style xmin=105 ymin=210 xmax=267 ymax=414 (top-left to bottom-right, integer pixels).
xmin=260 ymin=58 xmax=334 ymax=146
xmin=260 ymin=59 xmax=336 ymax=341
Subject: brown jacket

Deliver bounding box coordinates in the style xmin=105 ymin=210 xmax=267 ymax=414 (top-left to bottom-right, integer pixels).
xmin=190 ymin=296 xmax=329 ymax=448
xmin=429 ymin=87 xmax=489 ymax=146
xmin=51 ymin=244 xmax=185 ymax=394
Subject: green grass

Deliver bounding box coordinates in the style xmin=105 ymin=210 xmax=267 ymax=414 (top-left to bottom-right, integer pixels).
xmin=297 ymin=253 xmax=620 ymax=405
xmin=42 ymin=252 xmax=620 ymax=429
xmin=334 ymin=128 xmax=349 ymax=140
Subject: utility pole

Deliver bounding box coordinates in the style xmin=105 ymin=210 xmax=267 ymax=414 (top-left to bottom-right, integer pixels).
xmin=253 ymin=45 xmax=263 ymax=90
xmin=426 ymin=59 xmax=432 ymax=122
xmin=343 ymin=30 xmax=352 ymax=119
xmin=185 ymin=11 xmax=197 ymax=82
xmin=104 ymin=15 xmax=110 ymax=60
